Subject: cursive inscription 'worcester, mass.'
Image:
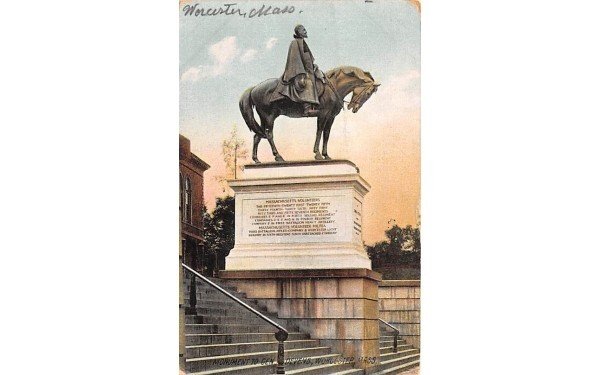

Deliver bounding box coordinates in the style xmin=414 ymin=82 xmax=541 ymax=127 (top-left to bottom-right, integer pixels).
xmin=182 ymin=3 xmax=299 ymax=18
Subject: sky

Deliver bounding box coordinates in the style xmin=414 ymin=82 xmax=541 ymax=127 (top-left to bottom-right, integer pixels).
xmin=180 ymin=0 xmax=420 ymax=244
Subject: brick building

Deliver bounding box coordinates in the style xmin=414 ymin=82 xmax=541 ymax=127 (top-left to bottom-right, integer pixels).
xmin=179 ymin=134 xmax=210 ymax=275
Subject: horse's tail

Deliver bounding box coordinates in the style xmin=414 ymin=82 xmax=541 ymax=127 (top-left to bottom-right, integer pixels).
xmin=239 ymin=87 xmax=266 ymax=138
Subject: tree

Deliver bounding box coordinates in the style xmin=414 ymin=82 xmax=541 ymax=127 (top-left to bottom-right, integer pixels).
xmin=202 ymin=196 xmax=235 ymax=275
xmin=365 ymin=223 xmax=421 ymax=279
xmin=216 ymin=126 xmax=249 ymax=194
xmin=204 ymin=127 xmax=247 ymax=274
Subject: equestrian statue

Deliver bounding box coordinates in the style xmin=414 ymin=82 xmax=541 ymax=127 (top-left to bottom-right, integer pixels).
xmin=239 ymin=24 xmax=380 ymax=163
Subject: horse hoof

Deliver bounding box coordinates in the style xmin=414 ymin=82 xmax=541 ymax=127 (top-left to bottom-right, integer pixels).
xmin=324 ymin=155 xmax=331 ymax=160
xmin=253 ymin=159 xmax=261 ymax=164
xmin=315 ymin=153 xmax=324 ymax=160
xmin=275 ymin=155 xmax=285 ymax=162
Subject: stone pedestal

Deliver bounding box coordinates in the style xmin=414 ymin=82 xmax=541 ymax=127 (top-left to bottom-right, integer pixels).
xmin=220 ymin=269 xmax=382 ymax=372
xmin=223 ymin=160 xmax=380 ymax=371
xmin=226 ymin=160 xmax=371 ymax=270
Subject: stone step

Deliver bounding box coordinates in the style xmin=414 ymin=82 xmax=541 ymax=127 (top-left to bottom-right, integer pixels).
xmin=193 ymin=313 xmax=289 ymax=326
xmin=184 ymin=295 xmax=265 ymax=310
xmin=187 ymin=362 xmax=274 ymax=375
xmin=183 ymin=281 xmax=239 ymax=294
xmin=185 ymin=315 xmax=273 ymax=325
xmin=183 ymin=288 xmax=240 ymax=301
xmin=330 ymin=370 xmax=363 ymax=375
xmin=186 ymin=348 xmax=343 ymax=373
xmin=373 ymin=359 xmax=420 ymax=375
xmin=184 ymin=288 xmax=248 ymax=300
xmin=376 ymin=351 xmax=420 ymax=373
xmin=183 ymin=291 xmax=246 ymax=301
xmin=380 ymin=349 xmax=420 ymax=361
xmin=190 ymin=306 xmax=276 ymax=317
xmin=186 ymin=340 xmax=323 ymax=357
xmin=185 ymin=332 xmax=310 ymax=346
xmin=187 ymin=359 xmax=359 ymax=375
xmin=277 ymin=353 xmax=349 ymax=372
xmin=184 ymin=297 xmax=281 ymax=321
xmin=379 ymin=345 xmax=413 ymax=355
xmin=183 ymin=275 xmax=224 ymax=284
xmin=187 ymin=298 xmax=244 ymax=307
xmin=379 ymin=335 xmax=411 ymax=344
xmin=379 ymin=339 xmax=407 ymax=346
xmin=185 ymin=323 xmax=283 ymax=334
xmin=285 ymin=362 xmax=360 ymax=375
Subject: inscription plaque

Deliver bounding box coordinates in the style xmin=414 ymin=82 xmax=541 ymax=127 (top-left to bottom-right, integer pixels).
xmin=241 ymin=195 xmax=345 ymax=243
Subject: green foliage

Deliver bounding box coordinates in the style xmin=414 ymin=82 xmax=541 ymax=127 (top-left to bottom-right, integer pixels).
xmin=203 ymin=196 xmax=235 ymax=271
xmin=366 ymin=224 xmax=421 ymax=279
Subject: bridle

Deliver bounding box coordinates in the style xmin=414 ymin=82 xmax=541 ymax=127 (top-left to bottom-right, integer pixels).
xmin=347 ymin=82 xmax=376 ymax=110
xmin=324 ymin=76 xmax=375 ymax=111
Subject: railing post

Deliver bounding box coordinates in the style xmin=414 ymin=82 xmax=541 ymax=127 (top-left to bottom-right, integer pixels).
xmin=379 ymin=318 xmax=400 ymax=354
xmin=275 ymin=329 xmax=288 ymax=374
xmin=188 ymin=276 xmax=197 ymax=314
xmin=189 ymin=242 xmax=198 ymax=313
xmin=183 ymin=238 xmax=197 ymax=315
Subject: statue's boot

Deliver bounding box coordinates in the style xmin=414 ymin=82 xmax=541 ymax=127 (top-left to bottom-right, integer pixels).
xmin=303 ymin=103 xmax=319 ymax=117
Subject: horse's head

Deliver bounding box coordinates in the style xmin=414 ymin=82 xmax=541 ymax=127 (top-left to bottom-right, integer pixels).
xmin=325 ymin=66 xmax=381 ymax=113
xmin=347 ymin=81 xmax=380 ymax=113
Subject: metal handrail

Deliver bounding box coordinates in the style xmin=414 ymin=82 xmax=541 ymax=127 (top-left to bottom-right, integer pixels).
xmin=182 ymin=263 xmax=289 ymax=374
xmin=181 ymin=220 xmax=203 ymax=231
xmin=379 ymin=318 xmax=400 ymax=353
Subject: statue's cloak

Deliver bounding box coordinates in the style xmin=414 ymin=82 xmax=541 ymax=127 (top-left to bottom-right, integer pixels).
xmin=273 ymin=37 xmax=320 ymax=105
xmin=282 ymin=37 xmax=314 ymax=83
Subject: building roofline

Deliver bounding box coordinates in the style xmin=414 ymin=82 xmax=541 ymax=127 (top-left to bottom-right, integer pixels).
xmin=190 ymin=154 xmax=210 ymax=170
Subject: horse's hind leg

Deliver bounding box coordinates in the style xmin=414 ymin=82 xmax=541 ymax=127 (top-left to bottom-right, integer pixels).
xmin=259 ymin=112 xmax=284 ymax=162
xmin=314 ymin=117 xmax=325 ymax=160
xmin=252 ymin=134 xmax=261 ymax=163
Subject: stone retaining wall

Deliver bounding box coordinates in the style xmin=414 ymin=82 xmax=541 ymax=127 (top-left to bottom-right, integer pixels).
xmin=378 ymin=280 xmax=420 ymax=348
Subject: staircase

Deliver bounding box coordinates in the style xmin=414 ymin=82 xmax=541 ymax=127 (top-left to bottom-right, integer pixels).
xmin=372 ymin=328 xmax=420 ymax=374
xmin=183 ymin=274 xmax=363 ymax=375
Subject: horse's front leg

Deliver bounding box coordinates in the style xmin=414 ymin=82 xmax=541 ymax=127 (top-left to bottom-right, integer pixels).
xmin=252 ymin=133 xmax=262 ymax=163
xmin=322 ymin=118 xmax=334 ymax=160
xmin=314 ymin=117 xmax=325 ymax=160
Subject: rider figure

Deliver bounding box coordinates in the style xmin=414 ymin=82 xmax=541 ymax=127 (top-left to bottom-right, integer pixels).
xmin=279 ymin=25 xmax=325 ymax=117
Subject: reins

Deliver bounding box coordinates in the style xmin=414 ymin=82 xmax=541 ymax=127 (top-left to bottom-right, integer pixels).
xmin=324 ymin=75 xmax=374 ymax=111
xmin=348 ymin=82 xmax=375 ymax=108
xmin=324 ymin=75 xmax=348 ymax=109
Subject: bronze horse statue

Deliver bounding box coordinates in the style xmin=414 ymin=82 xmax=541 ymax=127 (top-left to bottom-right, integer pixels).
xmin=239 ymin=66 xmax=380 ymax=163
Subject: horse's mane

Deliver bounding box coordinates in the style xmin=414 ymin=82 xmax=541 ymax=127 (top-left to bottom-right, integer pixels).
xmin=325 ymin=66 xmax=375 ymax=83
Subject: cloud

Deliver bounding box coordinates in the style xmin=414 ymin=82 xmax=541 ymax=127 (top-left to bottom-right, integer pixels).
xmin=181 ymin=67 xmax=204 ymax=82
xmin=240 ymin=49 xmax=258 ymax=63
xmin=265 ymin=37 xmax=278 ymax=50
xmin=209 ymin=36 xmax=239 ymax=67
xmin=181 ymin=36 xmax=240 ymax=81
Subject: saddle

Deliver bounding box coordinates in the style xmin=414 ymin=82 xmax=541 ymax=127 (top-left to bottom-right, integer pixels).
xmin=269 ymin=72 xmax=326 ymax=104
